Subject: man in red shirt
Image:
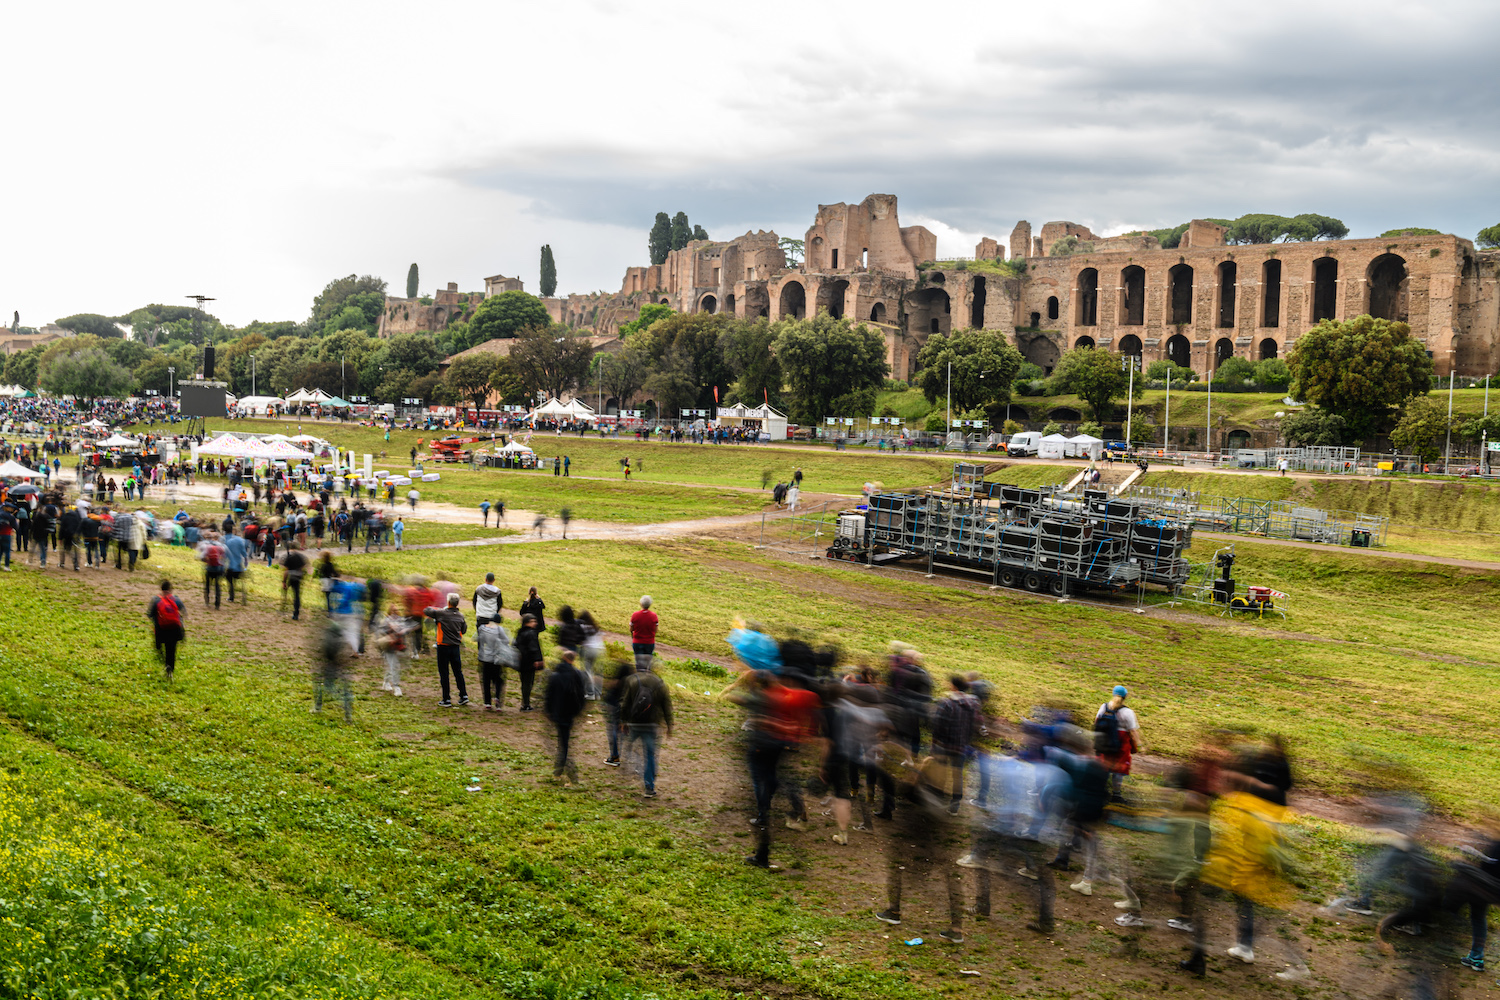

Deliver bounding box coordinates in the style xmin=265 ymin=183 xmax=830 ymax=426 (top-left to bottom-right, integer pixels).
xmin=629 ymin=595 xmax=658 ymax=669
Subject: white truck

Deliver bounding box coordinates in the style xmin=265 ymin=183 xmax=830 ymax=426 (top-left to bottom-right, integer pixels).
xmin=1005 ymin=431 xmax=1042 ymax=457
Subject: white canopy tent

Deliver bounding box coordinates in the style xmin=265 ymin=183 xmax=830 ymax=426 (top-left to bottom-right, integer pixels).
xmin=1065 ymin=433 xmax=1105 ymax=460
xmin=0 ymin=384 xmax=28 ymax=398
xmin=1037 ymin=433 xmax=1071 ymax=460
xmin=0 ymin=459 xmax=43 ymax=478
xmin=284 ymin=388 xmax=333 ymax=405
xmin=97 ymin=434 xmax=140 ymax=448
xmin=525 ymin=396 xmax=596 ymax=421
xmin=495 ymin=440 xmax=535 ymax=455
xmin=237 ymin=395 xmax=287 ymax=415
xmin=715 ymin=403 xmax=787 ymax=440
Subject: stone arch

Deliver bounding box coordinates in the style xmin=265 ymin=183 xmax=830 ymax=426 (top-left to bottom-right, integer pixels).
xmin=970 ymin=275 xmax=987 ymax=328
xmin=1225 ymin=429 xmax=1253 ymax=450
xmin=724 ymin=293 xmax=735 ymax=316
xmin=1214 ymin=337 xmax=1234 ymax=370
xmin=1217 ymin=260 xmax=1237 ymax=328
xmin=869 ymin=301 xmax=887 ymax=323
xmin=1046 ymin=296 xmax=1059 ymax=321
xmin=1074 ymin=335 xmax=1096 ymax=350
xmin=1367 ymin=253 xmax=1408 ymax=322
xmin=1166 ymin=333 xmax=1191 ymax=369
xmin=1259 ymin=338 xmax=1278 ymax=360
xmin=907 ymin=287 xmax=951 ymax=337
xmin=1046 ymin=406 xmax=1082 ymax=421
xmin=1261 ymin=259 xmax=1282 ymax=328
xmin=605 ymin=397 xmax=620 ymax=415
xmin=928 ymin=271 xmax=946 ymax=286
xmin=1001 ymin=403 xmax=1030 ymax=422
xmin=778 ymin=281 xmax=806 ymax=320
xmin=699 ymin=294 xmax=717 ymax=315
xmin=659 ymin=297 xmax=670 ymax=306
xmin=817 ymin=278 xmax=850 ymax=319
xmin=433 ymin=308 xmax=447 ymax=327
xmin=1169 ymin=263 xmax=1194 ymax=324
xmin=1120 ymin=266 xmax=1145 ymax=325
xmin=1312 ymin=257 xmax=1338 ymax=322
xmin=1118 ymin=333 xmax=1143 ymax=358
xmin=1076 ymin=268 xmax=1098 ymax=326
xmin=1020 ymin=335 xmax=1060 ymax=374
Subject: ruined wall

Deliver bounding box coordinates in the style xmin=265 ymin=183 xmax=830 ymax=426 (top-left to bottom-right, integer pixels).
xmin=484 ymin=275 xmax=524 ymax=297
xmin=1039 ymin=221 xmax=1098 ymax=254
xmin=975 ymin=237 xmax=1002 ymax=261
xmin=804 ymin=194 xmax=926 ymax=279
xmin=377 ymin=282 xmax=481 ymax=337
xmin=1009 ymin=221 xmax=1032 ymax=260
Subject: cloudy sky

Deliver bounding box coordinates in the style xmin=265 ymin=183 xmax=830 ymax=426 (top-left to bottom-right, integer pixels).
xmin=5 ymin=0 xmax=1498 ymax=328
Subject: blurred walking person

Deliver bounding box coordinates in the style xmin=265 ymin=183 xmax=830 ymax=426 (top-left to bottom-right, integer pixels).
xmin=620 ymin=657 xmax=673 ymax=798
xmin=147 ymin=580 xmax=185 ymax=680
xmin=545 ymin=649 xmax=588 ymax=787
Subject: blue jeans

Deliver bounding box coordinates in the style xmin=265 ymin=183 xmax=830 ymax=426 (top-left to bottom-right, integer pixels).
xmin=628 ymin=724 xmax=659 ymax=792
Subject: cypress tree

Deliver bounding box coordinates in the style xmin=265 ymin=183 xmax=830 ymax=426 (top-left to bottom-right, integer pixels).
xmin=539 ymin=245 xmax=557 ymax=297
xmin=648 ymin=212 xmax=672 ymax=265
xmin=692 ymin=224 xmax=709 ymax=241
xmin=670 ymin=212 xmax=691 ymax=251
xmin=406 ymin=263 xmax=419 ymax=299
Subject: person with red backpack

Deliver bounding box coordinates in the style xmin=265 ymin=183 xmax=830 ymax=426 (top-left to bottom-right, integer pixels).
xmin=197 ymin=531 xmax=228 ymax=608
xmin=147 ymin=580 xmax=186 ymax=678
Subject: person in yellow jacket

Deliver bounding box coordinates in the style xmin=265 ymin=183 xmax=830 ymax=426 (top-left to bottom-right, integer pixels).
xmin=1191 ymin=743 xmax=1308 ymax=981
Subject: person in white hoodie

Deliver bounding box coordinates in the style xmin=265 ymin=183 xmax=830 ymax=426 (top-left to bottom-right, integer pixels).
xmin=476 ymin=616 xmax=516 ymax=711
xmin=472 ymin=573 xmax=503 ymax=627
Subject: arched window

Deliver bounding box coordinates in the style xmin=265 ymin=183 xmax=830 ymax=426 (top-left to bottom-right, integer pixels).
xmin=1046 ymin=296 xmax=1059 ymax=321
xmin=1120 ymin=266 xmax=1145 ymax=325
xmin=1259 ymin=338 xmax=1278 ymax=360
xmin=870 ymin=302 xmax=887 ymax=323
xmin=970 ymin=276 xmax=987 ymax=328
xmin=1367 ymin=254 xmax=1408 ymax=321
xmin=1076 ymin=268 xmax=1098 ymax=326
xmin=699 ymin=294 xmax=717 ymax=315
xmin=1169 ymin=264 xmax=1194 ymax=324
xmin=1075 ymin=336 xmax=1095 ymax=350
xmin=1215 ymin=337 xmax=1234 ymax=369
xmin=778 ymin=281 xmax=805 ymax=320
xmin=1166 ymin=334 xmax=1191 ymax=369
xmin=1312 ymin=258 xmax=1338 ymax=321
xmin=1261 ymin=259 xmax=1282 ymax=328
xmin=1119 ymin=334 xmax=1143 ymax=358
xmin=1217 ymin=261 xmax=1237 ymax=328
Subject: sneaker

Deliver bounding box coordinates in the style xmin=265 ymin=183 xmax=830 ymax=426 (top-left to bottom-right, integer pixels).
xmin=458 ymin=697 xmax=470 ymax=706
xmin=439 ymin=700 xmax=453 ymax=707
xmin=1395 ymin=922 xmax=1422 ymax=936
xmin=1017 ymin=866 xmax=1039 ymax=880
xmin=852 ymin=823 xmax=872 ymax=833
xmin=1227 ymin=944 xmax=1255 ymax=964
xmin=381 ymin=682 xmax=393 ymax=691
xmin=875 ymin=910 xmax=901 ymax=925
xmin=955 ymin=853 xmax=982 ymax=868
xmin=939 ymin=929 xmax=965 ymax=943
xmin=832 ymin=831 xmax=849 ymax=845
xmin=393 ymin=687 xmax=402 ymax=697
xmin=603 ymin=758 xmax=621 ymax=767
xmin=1343 ymin=900 xmax=1375 ymax=916
xmin=1026 ymin=921 xmax=1055 ymax=935
xmin=1047 ymin=858 xmax=1072 ymax=872
xmin=1114 ymin=913 xmax=1148 ymax=928
xmin=1167 ymin=918 xmax=1194 ymax=933
xmin=1461 ymin=953 xmax=1485 ymax=971
xmin=785 ymin=818 xmax=808 ymax=831
xmin=642 ymin=790 xmax=657 ymax=799
xmin=1070 ymin=879 xmax=1093 ymax=896
xmin=1275 ymin=966 xmax=1309 ymax=982
xmin=745 ymin=856 xmax=782 ymax=871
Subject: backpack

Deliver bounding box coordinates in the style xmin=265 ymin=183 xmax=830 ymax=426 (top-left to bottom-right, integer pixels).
xmin=155 ymin=596 xmax=182 ymax=631
xmin=205 ymin=544 xmax=223 ymax=570
xmin=1093 ymin=705 xmax=1123 ymax=755
xmin=626 ymin=675 xmax=655 ymax=723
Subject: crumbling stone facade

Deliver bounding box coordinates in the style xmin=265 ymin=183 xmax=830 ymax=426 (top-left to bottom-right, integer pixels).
xmin=378 ymin=281 xmax=483 ymax=338
xmin=546 ymin=198 xmax=1499 ymax=379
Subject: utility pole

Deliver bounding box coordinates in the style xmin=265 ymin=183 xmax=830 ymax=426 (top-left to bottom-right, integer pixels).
xmin=168 ymin=366 xmax=175 ymax=401
xmin=1206 ymin=370 xmax=1213 ymax=457
xmin=946 ymin=359 xmax=952 ymax=434
xmin=1123 ymin=354 xmax=1136 ymax=448
xmin=341 ymin=353 xmax=346 ymax=399
xmin=186 ymin=295 xmax=215 ymax=375
xmin=252 ymin=354 xmax=257 ymax=397
xmin=1164 ymin=367 xmax=1171 ymax=451
xmin=1444 ymin=369 xmax=1455 ymax=473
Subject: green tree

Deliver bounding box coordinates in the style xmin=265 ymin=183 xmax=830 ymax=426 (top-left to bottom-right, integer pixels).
xmin=599 ymin=345 xmax=650 ymax=409
xmin=373 ymin=367 xmax=415 ymax=405
xmin=913 ymin=329 xmax=1024 ymax=414
xmin=445 ymin=354 xmax=499 ymax=411
xmin=1225 ymin=213 xmax=1348 ymax=244
xmin=1042 ymin=421 xmax=1062 ymax=436
xmin=1280 ymin=409 xmax=1348 ymax=446
xmin=1078 ymin=420 xmax=1103 ymax=437
xmin=316 ymin=327 xmax=377 ymax=373
xmin=779 ymin=237 xmax=804 ymax=267
xmin=648 ymin=212 xmax=672 ymax=265
xmin=643 ymin=346 xmax=699 ymax=419
xmin=1287 ymin=315 xmax=1433 ymax=441
xmin=772 ymin=313 xmax=888 ymax=424
xmin=828 ymin=387 xmax=877 ymax=417
xmin=508 ymin=325 xmax=595 ymax=401
xmin=468 ymin=291 xmax=550 ymax=345
xmin=719 ymin=319 xmax=784 ymax=409
xmin=691 ymin=225 xmax=709 ymax=241
xmin=1478 ymin=225 xmax=1500 ymax=249
xmin=1381 ymin=228 xmax=1441 ymax=238
xmin=132 ymin=355 xmax=172 ymax=396
xmin=669 ymin=212 xmax=691 ymax=252
xmin=1047 ymin=346 xmax=1134 ymax=419
xmin=310 ymin=274 xmax=386 ymax=328
xmin=1212 ymin=356 xmax=1257 ymax=384
xmin=618 ymin=303 xmax=672 ymax=339
xmin=104 ymin=339 xmax=154 ymax=370
xmin=1002 ymin=418 xmax=1022 ymax=436
xmin=633 ymin=312 xmax=736 ymax=408
xmin=1253 ymin=357 xmax=1291 ymax=390
xmin=1146 ymin=359 xmax=1197 ymax=382
xmin=489 ymin=354 xmax=526 ymax=407
xmin=3 ymin=345 xmax=44 ymax=389
xmin=55 ymin=313 xmax=123 ymax=338
xmin=1389 ymin=396 xmax=1450 ymax=462
xmin=383 ymin=333 xmax=441 ymax=377
xmin=406 ymin=263 xmax=419 ymax=299
xmin=539 ymin=245 xmax=557 ymax=297
xmin=1148 ymin=223 xmax=1191 ymax=249
xmin=38 ymin=348 xmax=133 ymax=404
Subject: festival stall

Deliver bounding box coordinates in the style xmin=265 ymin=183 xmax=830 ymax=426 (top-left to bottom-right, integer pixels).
xmin=524 ymin=396 xmax=596 ymax=424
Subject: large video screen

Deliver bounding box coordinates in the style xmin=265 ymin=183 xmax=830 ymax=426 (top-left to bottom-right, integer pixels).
xmin=179 ymin=385 xmax=227 ymax=418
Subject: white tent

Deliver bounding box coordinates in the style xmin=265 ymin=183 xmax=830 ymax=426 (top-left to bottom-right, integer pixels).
xmin=525 ymin=396 xmax=596 ymax=421
xmin=237 ymin=395 xmax=286 ymax=415
xmin=79 ymin=419 xmax=110 ymax=431
xmin=1065 ymin=433 xmax=1105 ymax=460
xmin=1037 ymin=433 xmax=1071 ymax=460
xmin=284 ymin=388 xmax=332 ymax=405
xmin=0 ymin=384 xmax=28 ymax=398
xmin=0 ymin=459 xmax=43 ymax=478
xmin=97 ymin=434 xmax=139 ymax=448
xmin=716 ymin=402 xmax=788 ymax=441
xmin=198 ymin=437 xmax=276 ymax=459
xmin=496 ymin=440 xmax=535 ymax=455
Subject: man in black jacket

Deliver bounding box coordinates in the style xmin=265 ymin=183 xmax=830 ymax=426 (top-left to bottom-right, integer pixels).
xmin=58 ymin=506 xmax=81 ymax=571
xmin=424 ymin=592 xmax=469 ymax=707
xmin=544 ymin=649 xmax=587 ymax=786
xmin=513 ymin=614 xmax=544 ymax=711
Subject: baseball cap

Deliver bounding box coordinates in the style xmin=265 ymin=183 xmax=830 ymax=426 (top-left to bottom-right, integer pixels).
xmin=1113 ymin=685 xmax=1128 ymax=697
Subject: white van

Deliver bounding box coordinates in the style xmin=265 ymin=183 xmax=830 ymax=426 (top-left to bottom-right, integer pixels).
xmin=1005 ymin=431 xmax=1042 ymax=457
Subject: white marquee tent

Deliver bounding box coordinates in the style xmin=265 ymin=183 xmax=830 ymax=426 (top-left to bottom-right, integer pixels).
xmin=1065 ymin=433 xmax=1105 ymax=460
xmin=0 ymin=459 xmax=43 ymax=478
xmin=715 ymin=403 xmax=788 ymax=440
xmin=284 ymin=388 xmax=333 ymax=405
xmin=1037 ymin=433 xmax=1071 ymax=460
xmin=237 ymin=395 xmax=287 ymax=415
xmin=525 ymin=396 xmax=596 ymax=421
xmin=97 ymin=434 xmax=140 ymax=448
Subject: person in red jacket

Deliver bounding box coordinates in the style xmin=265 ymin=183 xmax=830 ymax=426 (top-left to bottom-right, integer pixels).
xmin=629 ymin=594 xmax=658 ymax=668
xmin=147 ymin=580 xmax=186 ymax=678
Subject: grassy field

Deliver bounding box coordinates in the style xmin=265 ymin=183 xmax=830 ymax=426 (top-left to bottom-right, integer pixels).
xmin=4 ymin=517 xmax=1497 ymax=996
xmin=1142 ymin=470 xmax=1500 ymax=561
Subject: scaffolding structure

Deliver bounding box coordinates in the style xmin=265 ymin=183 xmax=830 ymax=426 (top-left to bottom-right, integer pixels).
xmin=1122 ymin=486 xmax=1389 ymax=547
xmin=834 ymin=470 xmax=1198 ymax=594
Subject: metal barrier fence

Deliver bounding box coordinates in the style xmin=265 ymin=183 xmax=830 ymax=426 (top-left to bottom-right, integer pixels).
xmin=755 ymin=501 xmax=841 ymax=559
xmin=1121 ymin=485 xmax=1389 ymax=547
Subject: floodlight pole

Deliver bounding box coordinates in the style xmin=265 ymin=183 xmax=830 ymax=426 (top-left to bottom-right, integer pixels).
xmin=1206 ymin=372 xmax=1213 ymax=458
xmin=1444 ymin=370 xmax=1454 ymax=472
xmin=186 ymin=294 xmax=215 ymax=372
xmin=252 ymin=354 xmax=257 ymax=397
xmin=946 ymin=360 xmax=952 ymax=432
xmin=168 ymin=366 xmax=175 ymax=401
xmin=1124 ymin=357 xmax=1135 ymax=447
xmin=1164 ymin=368 xmax=1171 ymax=452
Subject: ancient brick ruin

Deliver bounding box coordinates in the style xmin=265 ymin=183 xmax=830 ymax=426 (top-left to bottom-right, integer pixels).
xmin=377 ymin=276 xmax=525 ymax=337
xmin=548 ymin=194 xmax=1499 ymax=379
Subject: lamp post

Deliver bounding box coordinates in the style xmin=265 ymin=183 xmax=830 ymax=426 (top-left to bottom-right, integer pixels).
xmin=1444 ymin=369 xmax=1455 ymax=473
xmin=946 ymin=359 xmax=952 ymax=434
xmin=168 ymin=366 xmax=175 ymax=401
xmin=1123 ymin=354 xmax=1137 ymax=449
xmin=340 ymin=353 xmax=345 ymax=399
xmin=251 ymin=354 xmax=257 ymax=397
xmin=1485 ymin=374 xmax=1491 ymax=418
xmin=1163 ymin=366 xmax=1172 ymax=452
